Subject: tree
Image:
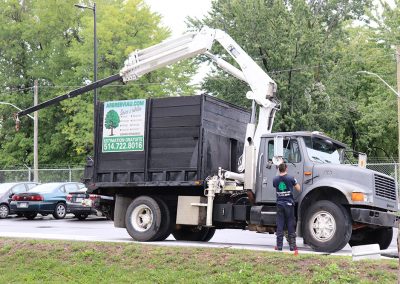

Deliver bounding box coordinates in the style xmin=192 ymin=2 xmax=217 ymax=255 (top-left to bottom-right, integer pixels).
xmin=105 ymin=110 xmax=120 ymax=136
xmin=0 ymin=0 xmax=196 ymax=167
xmin=188 ymin=0 xmax=400 ymax=157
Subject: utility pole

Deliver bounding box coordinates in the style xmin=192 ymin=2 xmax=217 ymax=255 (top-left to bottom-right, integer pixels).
xmin=34 ymin=80 xmax=39 ymax=182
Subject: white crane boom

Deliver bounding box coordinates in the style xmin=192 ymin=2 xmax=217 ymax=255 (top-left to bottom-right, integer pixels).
xmin=120 ymin=27 xmax=279 ymax=175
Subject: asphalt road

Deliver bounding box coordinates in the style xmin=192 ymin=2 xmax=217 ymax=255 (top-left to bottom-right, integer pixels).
xmin=0 ymin=214 xmax=398 ymax=257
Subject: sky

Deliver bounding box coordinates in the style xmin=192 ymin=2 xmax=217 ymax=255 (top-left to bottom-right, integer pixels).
xmin=145 ymin=0 xmax=213 ymax=86
xmin=145 ymin=0 xmax=212 ymax=36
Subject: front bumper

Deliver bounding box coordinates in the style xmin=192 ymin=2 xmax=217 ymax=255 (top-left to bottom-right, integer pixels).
xmin=351 ymin=208 xmax=398 ymax=227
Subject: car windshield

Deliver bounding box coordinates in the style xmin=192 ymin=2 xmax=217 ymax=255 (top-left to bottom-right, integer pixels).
xmin=28 ymin=183 xmax=62 ymax=193
xmin=304 ymin=136 xmax=345 ymax=164
xmin=0 ymin=183 xmax=14 ymax=194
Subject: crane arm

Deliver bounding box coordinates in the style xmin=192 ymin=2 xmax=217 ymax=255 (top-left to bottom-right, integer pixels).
xmin=17 ymin=26 xmax=278 ymax=148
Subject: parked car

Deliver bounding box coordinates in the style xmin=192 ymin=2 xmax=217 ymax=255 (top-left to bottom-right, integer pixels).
xmin=0 ymin=182 xmax=39 ymax=219
xmin=67 ymin=189 xmax=114 ymax=220
xmin=10 ymin=182 xmax=85 ymax=220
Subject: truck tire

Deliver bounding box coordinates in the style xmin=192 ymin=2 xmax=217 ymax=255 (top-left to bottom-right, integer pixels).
xmin=172 ymin=226 xmax=211 ymax=241
xmin=202 ymin=227 xmax=216 ymax=242
xmin=302 ymin=200 xmax=351 ymax=253
xmin=349 ymin=227 xmax=393 ymax=250
xmin=125 ymin=196 xmax=162 ymax=242
xmin=152 ymin=197 xmax=172 ymax=241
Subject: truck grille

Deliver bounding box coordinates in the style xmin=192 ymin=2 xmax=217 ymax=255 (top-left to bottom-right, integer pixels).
xmin=374 ymin=174 xmax=397 ymax=200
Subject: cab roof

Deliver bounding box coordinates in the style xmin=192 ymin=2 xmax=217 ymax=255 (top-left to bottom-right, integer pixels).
xmin=261 ymin=131 xmax=347 ymax=148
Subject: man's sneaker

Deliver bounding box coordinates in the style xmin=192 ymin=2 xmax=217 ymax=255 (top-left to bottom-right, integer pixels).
xmin=274 ymin=246 xmax=282 ymax=251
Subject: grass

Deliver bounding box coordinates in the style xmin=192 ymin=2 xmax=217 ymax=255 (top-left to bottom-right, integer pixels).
xmin=0 ymin=238 xmax=398 ymax=283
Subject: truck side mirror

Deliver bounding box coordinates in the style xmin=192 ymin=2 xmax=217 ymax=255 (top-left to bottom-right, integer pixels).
xmin=273 ymin=136 xmax=284 ymax=165
xmin=358 ymin=153 xmax=367 ymax=168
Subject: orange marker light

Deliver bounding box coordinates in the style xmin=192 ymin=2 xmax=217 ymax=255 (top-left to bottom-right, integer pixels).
xmin=352 ymin=192 xmax=365 ymax=202
xmin=304 ymin=171 xmax=312 ymax=176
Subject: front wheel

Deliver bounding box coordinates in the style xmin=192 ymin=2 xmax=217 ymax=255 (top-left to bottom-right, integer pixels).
xmin=0 ymin=204 xmax=9 ymax=219
xmin=302 ymin=200 xmax=351 ymax=253
xmin=53 ymin=203 xmax=67 ymax=219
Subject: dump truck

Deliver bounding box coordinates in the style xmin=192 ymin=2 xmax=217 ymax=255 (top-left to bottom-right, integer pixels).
xmin=17 ymin=27 xmax=399 ymax=252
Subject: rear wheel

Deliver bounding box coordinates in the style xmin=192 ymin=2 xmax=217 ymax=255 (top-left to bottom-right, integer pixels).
xmin=24 ymin=213 xmax=37 ymax=220
xmin=152 ymin=197 xmax=172 ymax=241
xmin=0 ymin=204 xmax=9 ymax=219
xmin=53 ymin=203 xmax=67 ymax=219
xmin=202 ymin=227 xmax=216 ymax=242
xmin=125 ymin=196 xmax=162 ymax=242
xmin=172 ymin=226 xmax=213 ymax=241
xmin=302 ymin=200 xmax=351 ymax=253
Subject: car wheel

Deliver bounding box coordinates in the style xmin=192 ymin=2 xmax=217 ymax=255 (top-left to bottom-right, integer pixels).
xmin=24 ymin=213 xmax=37 ymax=220
xmin=125 ymin=196 xmax=162 ymax=242
xmin=53 ymin=203 xmax=67 ymax=219
xmin=302 ymin=200 xmax=351 ymax=253
xmin=0 ymin=204 xmax=9 ymax=219
xmin=75 ymin=214 xmax=88 ymax=220
xmin=172 ymin=226 xmax=211 ymax=241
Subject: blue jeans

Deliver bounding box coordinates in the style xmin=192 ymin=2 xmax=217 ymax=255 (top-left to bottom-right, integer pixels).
xmin=276 ymin=203 xmax=296 ymax=249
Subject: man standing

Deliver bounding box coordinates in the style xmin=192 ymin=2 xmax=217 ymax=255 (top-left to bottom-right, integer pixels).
xmin=273 ymin=163 xmax=301 ymax=253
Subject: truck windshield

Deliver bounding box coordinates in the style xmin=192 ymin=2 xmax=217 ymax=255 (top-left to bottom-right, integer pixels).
xmin=303 ymin=136 xmax=345 ymax=164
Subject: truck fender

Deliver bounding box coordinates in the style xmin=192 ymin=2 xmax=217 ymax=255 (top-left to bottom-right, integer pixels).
xmin=114 ymin=195 xmax=133 ymax=228
xmin=300 ymin=177 xmax=370 ymax=205
xmin=297 ymin=176 xmax=370 ymax=221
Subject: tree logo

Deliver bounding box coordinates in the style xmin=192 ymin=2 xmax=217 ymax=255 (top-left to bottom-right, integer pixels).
xmin=105 ymin=110 xmax=120 ymax=136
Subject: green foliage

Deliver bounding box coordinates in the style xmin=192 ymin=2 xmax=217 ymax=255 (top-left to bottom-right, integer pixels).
xmin=191 ymin=0 xmax=400 ymax=158
xmin=1 ymin=0 xmax=400 ymax=165
xmin=0 ymin=0 xmax=195 ymax=167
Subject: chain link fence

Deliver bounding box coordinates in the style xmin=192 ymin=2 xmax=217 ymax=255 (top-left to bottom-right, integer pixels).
xmin=0 ymin=167 xmax=84 ymax=183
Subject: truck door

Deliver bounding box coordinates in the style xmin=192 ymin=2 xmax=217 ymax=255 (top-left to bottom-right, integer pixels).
xmin=258 ymin=138 xmax=304 ymax=203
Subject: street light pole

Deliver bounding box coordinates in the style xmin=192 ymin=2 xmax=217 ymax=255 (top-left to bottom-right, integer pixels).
xmin=33 ymin=80 xmax=39 ymax=182
xmin=74 ymin=2 xmax=97 ymax=118
xmin=358 ymin=70 xmax=400 ymax=161
xmin=358 ymin=67 xmax=400 ymax=263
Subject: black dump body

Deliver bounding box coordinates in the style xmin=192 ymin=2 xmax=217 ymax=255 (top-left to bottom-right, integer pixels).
xmin=84 ymin=94 xmax=250 ymax=194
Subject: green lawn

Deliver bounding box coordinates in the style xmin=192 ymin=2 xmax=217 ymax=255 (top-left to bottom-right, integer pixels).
xmin=0 ymin=238 xmax=398 ymax=283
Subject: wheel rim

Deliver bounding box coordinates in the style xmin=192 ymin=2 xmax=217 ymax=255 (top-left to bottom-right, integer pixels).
xmin=309 ymin=210 xmax=336 ymax=242
xmin=131 ymin=204 xmax=153 ymax=232
xmin=0 ymin=205 xmax=8 ymax=218
xmin=57 ymin=204 xmax=66 ymax=217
